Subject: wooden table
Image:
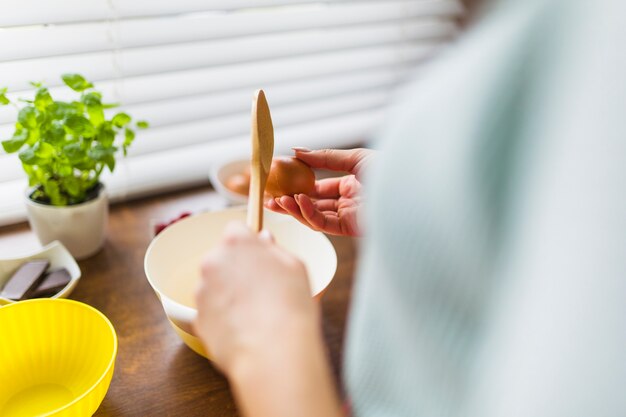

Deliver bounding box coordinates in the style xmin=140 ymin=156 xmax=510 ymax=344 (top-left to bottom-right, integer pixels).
xmin=0 ymin=186 xmax=357 ymax=416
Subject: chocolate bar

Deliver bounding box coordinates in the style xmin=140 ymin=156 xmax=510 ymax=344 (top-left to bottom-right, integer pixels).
xmin=0 ymin=260 xmax=50 ymax=300
xmin=30 ymin=268 xmax=72 ymax=298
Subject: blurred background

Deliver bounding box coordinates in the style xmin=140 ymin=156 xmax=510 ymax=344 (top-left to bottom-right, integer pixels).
xmin=0 ymin=0 xmax=469 ymax=226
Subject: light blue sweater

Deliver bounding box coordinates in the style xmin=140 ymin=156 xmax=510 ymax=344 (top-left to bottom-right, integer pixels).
xmin=345 ymin=0 xmax=626 ymax=416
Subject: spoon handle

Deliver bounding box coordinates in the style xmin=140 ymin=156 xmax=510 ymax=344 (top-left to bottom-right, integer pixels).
xmin=247 ymin=170 xmax=264 ymax=232
xmin=247 ymin=90 xmax=274 ymax=232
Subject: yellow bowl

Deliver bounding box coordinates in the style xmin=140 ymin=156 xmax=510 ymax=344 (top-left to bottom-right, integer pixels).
xmin=0 ymin=299 xmax=117 ymax=416
xmin=144 ymin=206 xmax=337 ymax=358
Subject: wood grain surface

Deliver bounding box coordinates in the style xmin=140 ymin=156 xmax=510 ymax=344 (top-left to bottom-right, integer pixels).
xmin=0 ymin=186 xmax=357 ymax=417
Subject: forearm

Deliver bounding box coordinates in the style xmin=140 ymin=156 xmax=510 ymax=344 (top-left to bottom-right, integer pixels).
xmin=228 ymin=315 xmax=344 ymax=417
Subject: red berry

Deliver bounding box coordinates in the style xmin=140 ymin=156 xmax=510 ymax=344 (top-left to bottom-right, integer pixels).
xmin=154 ymin=223 xmax=167 ymax=236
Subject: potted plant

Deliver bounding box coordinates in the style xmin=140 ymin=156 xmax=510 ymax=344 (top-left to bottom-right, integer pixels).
xmin=0 ymin=74 xmax=148 ymax=259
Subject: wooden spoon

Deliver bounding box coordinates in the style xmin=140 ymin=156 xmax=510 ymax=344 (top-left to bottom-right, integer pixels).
xmin=246 ymin=90 xmax=274 ymax=232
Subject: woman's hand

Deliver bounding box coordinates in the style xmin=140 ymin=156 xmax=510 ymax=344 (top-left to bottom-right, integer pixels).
xmin=193 ymin=222 xmax=343 ymax=417
xmin=193 ymin=222 xmax=315 ymax=373
xmin=265 ymin=148 xmax=373 ymax=237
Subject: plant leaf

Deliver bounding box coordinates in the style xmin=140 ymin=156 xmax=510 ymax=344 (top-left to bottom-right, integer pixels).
xmin=65 ymin=115 xmax=96 ymax=137
xmin=63 ymin=142 xmax=85 ymax=164
xmin=124 ymin=128 xmax=135 ymax=144
xmin=123 ymin=128 xmax=135 ymax=156
xmin=19 ymin=148 xmax=39 ymax=165
xmin=34 ymin=142 xmax=56 ymax=159
xmin=87 ymin=105 xmax=104 ymax=126
xmin=18 ymin=106 xmax=40 ymax=128
xmin=26 ymin=128 xmax=41 ymax=146
xmin=2 ymin=138 xmax=26 ymax=153
xmin=63 ymin=175 xmax=81 ymax=197
xmin=57 ymin=162 xmax=73 ymax=177
xmin=87 ymin=143 xmax=116 ymax=161
xmin=75 ymin=160 xmax=96 ymax=171
xmin=112 ymin=112 xmax=131 ymax=128
xmin=45 ymin=124 xmax=66 ymax=145
xmin=97 ymin=126 xmax=115 ymax=147
xmin=0 ymin=88 xmax=9 ymax=105
xmin=104 ymin=154 xmax=116 ymax=172
xmin=81 ymin=92 xmax=102 ymax=103
xmin=1 ymin=130 xmax=28 ymax=153
xmin=34 ymin=87 xmax=53 ymax=110
xmin=136 ymin=120 xmax=149 ymax=129
xmin=82 ymin=92 xmax=104 ymax=125
xmin=50 ymin=101 xmax=81 ymax=119
xmin=61 ymin=73 xmax=93 ymax=92
xmin=43 ymin=179 xmax=66 ymax=206
xmin=22 ymin=164 xmax=38 ymax=187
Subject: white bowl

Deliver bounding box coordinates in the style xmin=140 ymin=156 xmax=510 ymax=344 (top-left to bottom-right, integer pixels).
xmin=0 ymin=241 xmax=82 ymax=306
xmin=209 ymin=158 xmax=250 ymax=205
xmin=144 ymin=206 xmax=337 ymax=358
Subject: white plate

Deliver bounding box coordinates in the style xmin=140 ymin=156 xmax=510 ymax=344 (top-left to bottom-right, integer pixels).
xmin=0 ymin=241 xmax=82 ymax=305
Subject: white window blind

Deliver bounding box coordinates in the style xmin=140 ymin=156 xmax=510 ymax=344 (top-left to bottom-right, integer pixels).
xmin=0 ymin=0 xmax=462 ymax=225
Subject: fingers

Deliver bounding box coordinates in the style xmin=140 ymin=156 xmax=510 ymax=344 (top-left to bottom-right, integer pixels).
xmin=270 ymin=194 xmax=337 ymax=234
xmin=266 ymin=192 xmax=351 ymax=235
xmin=293 ymin=148 xmax=372 ymax=178
xmin=222 ymin=221 xmax=253 ymax=244
xmin=294 ymin=194 xmax=344 ymax=235
xmin=313 ymin=177 xmax=341 ymax=199
xmin=258 ymin=229 xmax=274 ymax=243
xmin=265 ymin=197 xmax=288 ymax=214
xmin=313 ymin=199 xmax=339 ymax=212
xmin=273 ymin=195 xmax=337 ymax=235
xmin=265 ymin=195 xmax=324 ymax=234
xmin=274 ymin=196 xmax=308 ymax=225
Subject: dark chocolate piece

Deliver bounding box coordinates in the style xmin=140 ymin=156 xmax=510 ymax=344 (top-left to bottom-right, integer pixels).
xmin=30 ymin=268 xmax=72 ymax=298
xmin=0 ymin=260 xmax=50 ymax=300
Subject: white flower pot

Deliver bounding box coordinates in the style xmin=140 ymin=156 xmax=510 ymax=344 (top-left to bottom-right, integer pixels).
xmin=24 ymin=186 xmax=108 ymax=260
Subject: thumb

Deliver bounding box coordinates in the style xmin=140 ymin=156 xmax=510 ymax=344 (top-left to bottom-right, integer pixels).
xmin=292 ymin=148 xmax=372 ymax=178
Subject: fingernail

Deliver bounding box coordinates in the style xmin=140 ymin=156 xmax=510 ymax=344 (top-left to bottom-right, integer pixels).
xmin=292 ymin=147 xmax=312 ymax=153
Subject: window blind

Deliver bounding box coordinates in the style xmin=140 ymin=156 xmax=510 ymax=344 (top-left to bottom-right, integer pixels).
xmin=0 ymin=0 xmax=462 ymax=226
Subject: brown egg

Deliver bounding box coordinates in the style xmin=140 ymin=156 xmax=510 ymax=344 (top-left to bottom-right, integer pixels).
xmin=265 ymin=157 xmax=315 ymax=198
xmin=225 ymin=172 xmax=250 ymax=196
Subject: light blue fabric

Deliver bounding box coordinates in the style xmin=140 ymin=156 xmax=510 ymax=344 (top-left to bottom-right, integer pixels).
xmin=345 ymin=0 xmax=626 ymax=416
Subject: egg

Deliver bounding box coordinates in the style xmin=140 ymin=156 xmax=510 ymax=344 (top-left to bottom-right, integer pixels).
xmin=265 ymin=157 xmax=315 ymax=198
xmin=225 ymin=173 xmax=250 ymax=196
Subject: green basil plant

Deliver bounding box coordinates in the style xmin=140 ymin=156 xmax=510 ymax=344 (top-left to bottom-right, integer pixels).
xmin=0 ymin=74 xmax=148 ymax=206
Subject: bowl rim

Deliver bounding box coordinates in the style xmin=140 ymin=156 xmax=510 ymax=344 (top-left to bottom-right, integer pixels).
xmin=0 ymin=298 xmax=118 ymax=413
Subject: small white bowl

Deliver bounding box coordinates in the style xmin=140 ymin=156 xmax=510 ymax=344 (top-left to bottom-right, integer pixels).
xmin=0 ymin=241 xmax=81 ymax=306
xmin=209 ymin=158 xmax=250 ymax=205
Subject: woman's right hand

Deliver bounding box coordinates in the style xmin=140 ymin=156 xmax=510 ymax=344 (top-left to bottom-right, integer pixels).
xmin=265 ymin=148 xmax=373 ymax=237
